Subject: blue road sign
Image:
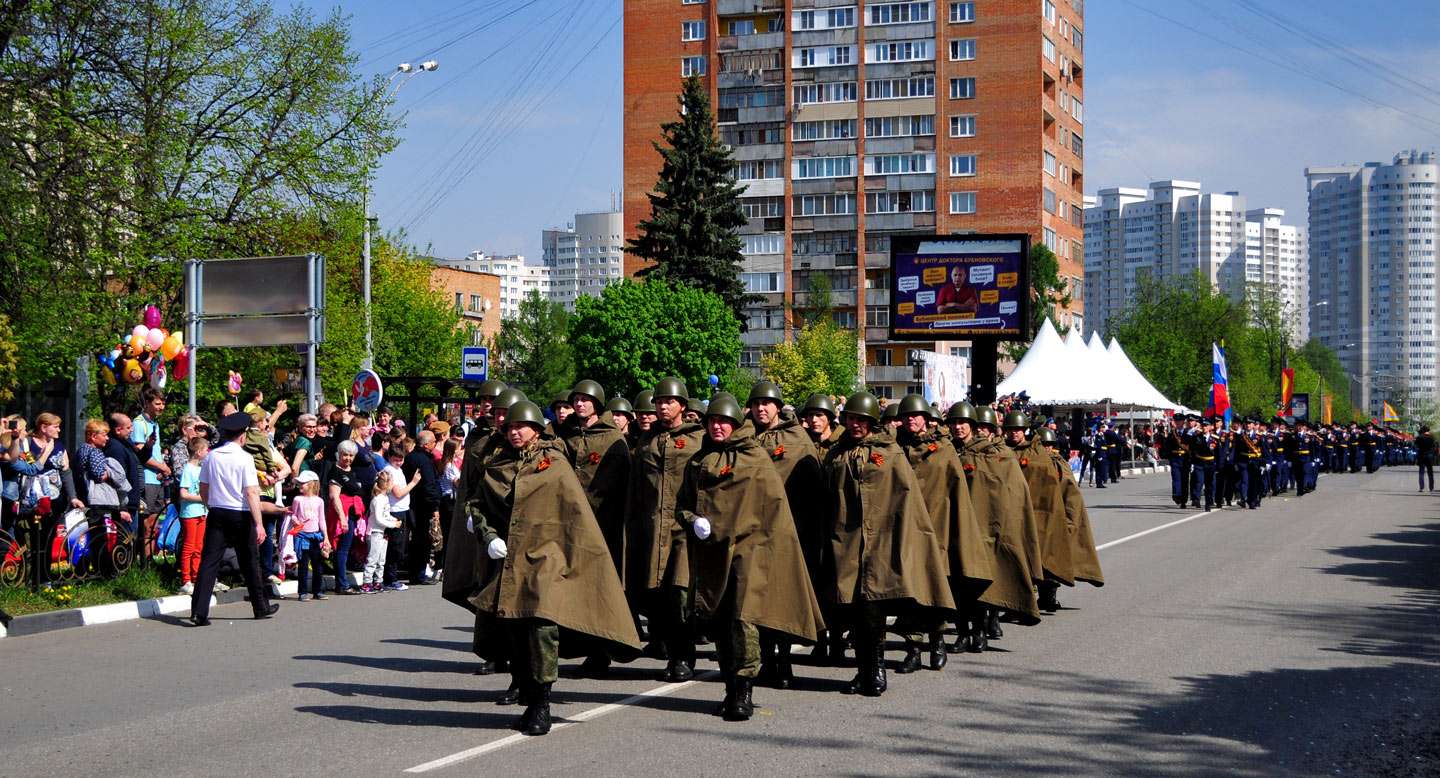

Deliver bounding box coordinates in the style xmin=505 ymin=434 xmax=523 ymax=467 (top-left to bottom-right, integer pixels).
xmin=461 ymin=346 xmax=489 ymax=382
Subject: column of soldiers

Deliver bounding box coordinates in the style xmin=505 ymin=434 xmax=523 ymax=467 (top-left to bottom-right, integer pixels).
xmin=442 ymin=376 xmax=1104 ymax=735
xmin=1159 ymin=412 xmax=1413 ymax=512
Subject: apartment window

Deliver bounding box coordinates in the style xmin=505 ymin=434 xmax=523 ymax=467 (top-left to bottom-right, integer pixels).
xmin=1043 ymin=35 xmax=1056 ymax=62
xmin=794 ymin=193 xmax=856 ymax=216
xmin=864 ymin=153 xmax=933 ymax=175
xmin=950 ymin=114 xmax=976 ymax=137
xmin=950 ymin=191 xmax=977 ymax=214
xmin=864 ymin=76 xmax=935 ymax=100
xmin=734 ymin=159 xmax=782 ymax=180
xmin=868 ymin=2 xmax=931 ymax=25
xmin=682 ymin=0 xmax=703 ymax=4
xmin=718 ymin=87 xmax=783 ymax=109
xmin=1071 ymin=98 xmax=1083 ymax=122
xmin=741 ymin=236 xmax=785 ymax=257
xmin=1071 ymin=132 xmax=1083 ymax=158
xmin=794 ymin=155 xmax=856 ymax=179
xmin=866 ymin=305 xmax=890 ymax=327
xmin=796 ymin=45 xmax=852 ymax=67
xmin=740 ymin=348 xmax=761 ymax=367
xmin=794 ymin=81 xmax=857 ymax=105
xmin=866 ymin=190 xmax=935 ymax=213
xmin=681 ymin=56 xmax=706 ymax=76
xmin=454 ymin=292 xmax=463 ymax=310
xmin=469 ymin=294 xmax=483 ymax=312
xmin=1072 ymin=28 xmax=1083 ymax=50
xmin=1060 ymin=18 xmax=1070 ymax=39
xmin=740 ymin=196 xmax=784 ymax=218
xmin=949 ymin=38 xmax=976 ymax=61
xmin=949 ymin=345 xmax=971 ymax=361
xmin=949 ymin=154 xmax=977 ymax=177
xmin=682 ymin=20 xmax=705 ymax=40
xmin=1043 ymin=150 xmax=1057 ymax=176
xmin=793 ymin=118 xmax=856 ymax=140
xmin=720 ymin=50 xmax=782 ymax=73
xmin=727 ymin=19 xmax=755 ymax=35
xmin=949 ymin=1 xmax=975 ymax=22
xmin=833 ymin=310 xmax=857 ymax=328
xmin=867 ymin=39 xmax=932 ymax=63
xmin=829 ymin=7 xmax=856 ymax=27
xmin=797 ymin=9 xmax=815 ymax=29
xmin=1043 ymin=0 xmax=1056 ymax=24
xmin=863 ymin=115 xmax=934 ymax=138
xmin=949 ymin=77 xmax=976 ymax=99
xmin=1043 ymin=226 xmax=1057 ymax=247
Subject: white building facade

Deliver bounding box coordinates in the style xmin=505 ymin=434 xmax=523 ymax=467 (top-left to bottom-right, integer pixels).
xmin=542 ymin=210 xmax=625 ymax=311
xmin=1083 ymin=180 xmax=1308 ymax=341
xmin=434 ymin=253 xmax=552 ymax=320
xmin=1306 ymin=150 xmax=1439 ymax=416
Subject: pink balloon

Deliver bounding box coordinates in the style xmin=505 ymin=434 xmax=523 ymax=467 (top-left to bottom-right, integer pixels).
xmin=133 ymin=324 xmax=149 ymax=340
xmin=146 ymin=328 xmax=165 ymax=350
xmin=144 ymin=304 xmax=162 ymax=329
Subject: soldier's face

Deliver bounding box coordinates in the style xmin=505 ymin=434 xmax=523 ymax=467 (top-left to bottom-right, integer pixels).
xmin=950 ymin=420 xmax=972 ymax=441
xmin=750 ymin=400 xmax=781 ymax=429
xmin=886 ymin=417 xmax=903 ymax=430
xmin=506 ymin=422 xmax=540 ymax=449
xmin=478 ymin=398 xmax=494 ymax=418
xmin=803 ymin=411 xmax=831 ymax=436
xmin=553 ymin=403 xmax=573 ymax=422
xmin=494 ymin=408 xmax=509 ymax=427
xmin=613 ymin=414 xmax=630 ymax=434
xmin=905 ymin=414 xmax=928 ymax=434
xmin=844 ymin=414 xmax=873 ymax=439
xmin=637 ymin=411 xmax=657 ymax=431
xmin=1005 ymin=428 xmax=1026 ymax=446
xmin=657 ymin=397 xmax=684 ymax=426
xmin=706 ymin=416 xmax=735 ymax=442
xmin=572 ymin=396 xmax=597 ymax=420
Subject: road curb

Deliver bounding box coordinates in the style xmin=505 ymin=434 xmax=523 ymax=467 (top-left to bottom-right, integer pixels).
xmin=0 ymin=571 xmax=369 ymax=640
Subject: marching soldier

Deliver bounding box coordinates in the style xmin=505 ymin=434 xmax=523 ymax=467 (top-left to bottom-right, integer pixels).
xmin=820 ymin=392 xmax=955 ymax=697
xmin=800 ymin=393 xmax=840 ymax=455
xmin=1004 ymin=411 xmax=1072 ymax=614
xmin=675 ymin=392 xmax=824 ymax=720
xmin=1236 ymin=418 xmax=1266 ymax=509
xmin=632 ymin=390 xmax=658 ymax=444
xmin=1039 ymin=428 xmax=1105 ymax=592
xmin=1159 ymin=418 xmax=1190 ymax=508
xmin=548 ymin=392 xmax=573 ymax=427
xmin=746 ymin=381 xmax=825 ymax=689
xmin=627 ymin=377 xmax=706 ymax=681
xmin=798 ymin=391 xmax=844 ymax=660
xmin=606 ymin=397 xmax=634 ymax=437
xmin=1188 ymin=419 xmax=1219 ymax=511
xmin=462 ymin=379 xmax=508 ymax=450
xmin=555 ymin=379 xmax=633 ymax=677
xmin=684 ymin=397 xmax=705 ymax=425
xmin=461 ymin=400 xmax=641 ymax=736
xmin=1289 ymin=420 xmax=1317 ymax=496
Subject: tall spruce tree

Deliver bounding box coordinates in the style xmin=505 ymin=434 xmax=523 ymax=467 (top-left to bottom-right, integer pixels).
xmin=627 ymin=76 xmax=757 ymax=324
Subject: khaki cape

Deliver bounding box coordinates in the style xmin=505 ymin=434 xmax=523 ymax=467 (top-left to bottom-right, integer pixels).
xmin=443 ymin=426 xmax=507 ymax=614
xmin=677 ymin=424 xmax=825 ymax=642
xmin=1015 ymin=436 xmax=1078 ymax=586
xmin=556 ymin=412 xmax=632 ymax=576
xmin=957 ymin=435 xmax=1042 ymax=624
xmin=464 ymin=438 xmax=641 ymax=661
xmin=898 ymin=429 xmax=994 ymax=602
xmin=754 ymin=411 xmax=827 ymax=580
xmin=1058 ymin=453 xmax=1105 ymax=587
xmin=821 ymin=428 xmax=956 ymax=613
xmin=626 ymin=420 xmax=706 ymax=592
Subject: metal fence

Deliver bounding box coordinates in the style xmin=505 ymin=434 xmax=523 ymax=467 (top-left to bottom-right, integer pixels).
xmin=1 ymin=507 xmax=176 ymax=592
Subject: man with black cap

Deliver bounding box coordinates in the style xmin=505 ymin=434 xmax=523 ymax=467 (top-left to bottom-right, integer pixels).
xmin=189 ymin=412 xmax=278 ymax=626
xmin=1235 ymin=418 xmax=1266 ymax=509
xmin=1188 ymin=418 xmax=1219 ymax=511
xmin=1158 ymin=417 xmax=1190 ymax=508
xmin=1288 ymin=420 xmax=1317 ymax=496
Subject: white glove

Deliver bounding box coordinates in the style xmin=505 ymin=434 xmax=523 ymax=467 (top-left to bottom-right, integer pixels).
xmin=487 ymin=538 xmax=508 ymax=560
xmin=466 ymin=515 xmax=475 ymax=534
xmin=692 ymin=516 xmax=711 ymax=540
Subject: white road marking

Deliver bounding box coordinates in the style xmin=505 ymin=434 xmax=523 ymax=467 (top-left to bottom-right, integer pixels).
xmin=404 ymin=673 xmax=714 ymax=773
xmin=1095 ymin=510 xmax=1210 ymax=551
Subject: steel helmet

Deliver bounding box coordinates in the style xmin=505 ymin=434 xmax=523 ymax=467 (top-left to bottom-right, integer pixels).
xmin=570 ymin=378 xmax=606 ymax=406
xmin=746 ymin=380 xmax=784 ymax=406
xmin=975 ymin=406 xmax=1000 ymax=431
xmin=686 ymin=396 xmax=706 ymax=415
xmin=632 ymin=389 xmax=656 ymax=413
xmin=1038 ymin=427 xmax=1058 ymax=446
xmin=477 ymin=379 xmax=507 ymax=398
xmin=549 ymin=391 xmax=572 ymax=409
xmin=506 ymin=400 xmax=546 ymax=428
xmin=946 ymin=401 xmax=977 ymax=423
xmin=494 ymin=388 xmax=526 ymax=411
xmin=1002 ymin=411 xmax=1031 ymax=430
xmin=606 ymin=397 xmax=634 ymax=418
xmin=896 ymin=394 xmax=933 ymax=419
xmin=881 ymin=402 xmax=901 ymax=420
xmin=705 ymin=392 xmax=743 ymax=425
xmin=653 ymin=377 xmax=688 ymax=402
xmin=801 ymin=393 xmax=836 ymax=419
xmin=841 ymin=392 xmax=881 ymax=422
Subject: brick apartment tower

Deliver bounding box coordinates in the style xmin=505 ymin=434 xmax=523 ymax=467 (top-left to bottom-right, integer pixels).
xmin=623 ymin=0 xmax=1085 ymax=398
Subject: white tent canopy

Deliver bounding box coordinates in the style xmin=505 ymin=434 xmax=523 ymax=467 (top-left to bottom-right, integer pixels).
xmin=994 ymin=319 xmax=1185 ymax=410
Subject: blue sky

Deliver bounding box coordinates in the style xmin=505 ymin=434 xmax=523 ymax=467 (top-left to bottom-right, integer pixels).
xmin=307 ymin=0 xmax=1440 ymax=261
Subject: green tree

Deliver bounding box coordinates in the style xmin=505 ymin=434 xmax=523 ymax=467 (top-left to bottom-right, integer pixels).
xmin=0 ymin=0 xmax=396 ymax=387
xmin=571 ymin=279 xmax=741 ymax=401
xmin=1109 ymin=273 xmax=1247 ymax=411
xmin=494 ymin=290 xmax=575 ymax=400
xmin=0 ymin=313 xmax=17 ymax=403
xmin=1002 ymin=243 xmax=1073 ymax=362
xmin=760 ymin=319 xmax=860 ymax=404
xmin=1298 ymin=338 xmax=1357 ymax=423
xmin=625 ymin=76 xmax=756 ymax=324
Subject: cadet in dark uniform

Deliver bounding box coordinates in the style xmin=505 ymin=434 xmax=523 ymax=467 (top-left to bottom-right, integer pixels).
xmin=1235 ymin=418 xmax=1265 ymax=509
xmin=1160 ymin=418 xmax=1190 ymax=508
xmin=1188 ymin=419 xmax=1218 ymax=511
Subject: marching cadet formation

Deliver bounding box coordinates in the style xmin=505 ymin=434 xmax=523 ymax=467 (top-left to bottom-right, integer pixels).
xmin=443 ymin=377 xmax=1104 ymax=736
xmin=1157 ymin=413 xmax=1415 ymax=512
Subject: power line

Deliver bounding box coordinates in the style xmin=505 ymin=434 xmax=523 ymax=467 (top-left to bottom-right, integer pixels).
xmin=361 ymin=0 xmax=517 ymax=69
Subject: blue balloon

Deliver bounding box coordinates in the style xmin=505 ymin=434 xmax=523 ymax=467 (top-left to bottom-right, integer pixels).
xmin=708 ymin=374 xmax=719 ymax=386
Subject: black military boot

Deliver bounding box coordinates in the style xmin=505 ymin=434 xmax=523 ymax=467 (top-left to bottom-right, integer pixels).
xmin=663 ymin=639 xmax=695 ymax=682
xmin=985 ymin=608 xmax=1004 ymax=640
xmin=496 ymin=676 xmax=522 ymax=706
xmin=522 ymin=683 xmax=552 ymax=736
xmin=845 ymin=635 xmax=877 ymax=696
xmin=1038 ymin=583 xmax=1060 ymax=613
xmin=773 ymin=642 xmax=794 ymax=689
xmin=474 ymin=659 xmax=495 ymax=676
xmin=829 ymin=630 xmax=849 ymax=665
xmin=718 ymin=675 xmax=735 ymax=717
xmin=578 ymin=654 xmax=611 ymax=678
xmin=810 ymin=630 xmax=831 ymax=665
xmin=720 ymin=677 xmax=754 ymax=726
xmin=514 ymin=680 xmax=537 ymax=731
xmin=966 ymin=619 xmax=987 ymax=653
xmin=895 ymin=640 xmax=923 ymax=674
xmin=870 ymin=637 xmax=888 ymax=696
xmin=927 ymin=632 xmax=948 ymax=671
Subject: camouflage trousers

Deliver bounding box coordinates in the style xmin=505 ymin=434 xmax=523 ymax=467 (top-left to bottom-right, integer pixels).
xmin=504 ymin=618 xmax=560 ymax=685
xmin=711 ymin=588 xmax=760 ymax=679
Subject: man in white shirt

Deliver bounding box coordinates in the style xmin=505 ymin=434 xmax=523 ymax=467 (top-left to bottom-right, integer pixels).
xmin=189 ymin=412 xmax=279 ymax=626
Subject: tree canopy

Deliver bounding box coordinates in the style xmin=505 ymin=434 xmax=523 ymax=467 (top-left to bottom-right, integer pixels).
xmin=760 ymin=319 xmax=860 ymax=406
xmin=494 ymin=290 xmax=576 ymax=400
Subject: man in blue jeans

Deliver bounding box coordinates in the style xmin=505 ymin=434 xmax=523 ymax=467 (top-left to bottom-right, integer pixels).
xmin=130 ymin=387 xmax=171 ymax=558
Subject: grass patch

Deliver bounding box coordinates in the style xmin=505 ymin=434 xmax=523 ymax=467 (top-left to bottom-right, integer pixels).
xmin=0 ymin=565 xmax=181 ymax=617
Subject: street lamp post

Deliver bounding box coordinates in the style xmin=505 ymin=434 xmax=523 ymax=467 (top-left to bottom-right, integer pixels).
xmin=362 ymin=60 xmax=438 ymax=371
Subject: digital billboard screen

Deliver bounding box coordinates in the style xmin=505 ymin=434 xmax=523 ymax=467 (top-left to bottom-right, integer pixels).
xmin=889 ymin=234 xmax=1030 ymax=341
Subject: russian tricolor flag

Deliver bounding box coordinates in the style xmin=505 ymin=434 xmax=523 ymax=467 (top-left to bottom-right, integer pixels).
xmin=1211 ymin=342 xmax=1231 ymax=423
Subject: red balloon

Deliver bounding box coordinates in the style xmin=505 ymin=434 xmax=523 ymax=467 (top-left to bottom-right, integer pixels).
xmin=172 ymin=347 xmax=190 ymax=380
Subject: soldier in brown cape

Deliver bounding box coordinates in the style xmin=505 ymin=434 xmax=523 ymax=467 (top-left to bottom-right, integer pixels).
xmin=461 ymin=401 xmax=641 ymax=736
xmin=798 ymin=391 xmax=847 ymax=662
xmin=556 ymin=379 xmax=633 ymax=677
xmin=745 ymin=381 xmax=825 ymax=689
xmin=892 ymin=394 xmax=994 ymax=673
xmin=446 ymin=387 xmax=528 ymax=677
xmin=1041 ymin=428 xmax=1105 ymax=594
xmin=627 ymin=377 xmax=707 ymax=681
xmin=676 ymin=392 xmax=825 ymax=721
xmin=606 ymin=397 xmax=634 ymax=438
xmin=948 ymin=402 xmax=1042 ymax=654
xmin=460 ymin=379 xmax=507 ymax=451
xmin=821 ymin=392 xmax=956 ymax=697
xmin=632 ymin=390 xmax=657 ymax=446
xmin=1003 ymin=411 xmax=1073 ymax=614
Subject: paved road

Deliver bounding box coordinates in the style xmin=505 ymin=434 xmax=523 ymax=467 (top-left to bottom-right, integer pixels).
xmin=2 ymin=468 xmax=1436 ymax=777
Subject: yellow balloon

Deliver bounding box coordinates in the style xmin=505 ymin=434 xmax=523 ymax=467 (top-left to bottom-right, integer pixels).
xmin=160 ymin=333 xmax=183 ymax=361
xmin=100 ymin=365 xmax=117 ymax=386
xmin=128 ymin=334 xmax=147 ymax=357
xmin=122 ymin=359 xmax=144 ymax=384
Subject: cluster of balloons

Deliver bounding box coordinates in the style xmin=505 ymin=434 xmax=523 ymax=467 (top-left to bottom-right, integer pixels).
xmin=97 ymin=304 xmax=191 ymax=389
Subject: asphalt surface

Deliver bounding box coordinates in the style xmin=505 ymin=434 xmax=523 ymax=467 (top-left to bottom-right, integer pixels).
xmin=1 ymin=467 xmax=1436 ymax=777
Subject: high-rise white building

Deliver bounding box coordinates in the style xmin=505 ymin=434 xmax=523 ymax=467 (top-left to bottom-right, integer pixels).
xmin=1306 ymin=150 xmax=1439 ymax=416
xmin=542 ymin=210 xmax=625 ymax=311
xmin=433 ymin=252 xmax=552 ymax=320
xmin=1083 ymin=180 xmax=1308 ymax=341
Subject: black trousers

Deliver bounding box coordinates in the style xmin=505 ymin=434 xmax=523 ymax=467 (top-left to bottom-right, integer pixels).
xmin=190 ymin=507 xmax=269 ymax=621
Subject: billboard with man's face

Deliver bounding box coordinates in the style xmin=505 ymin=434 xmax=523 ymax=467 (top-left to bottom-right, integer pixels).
xmin=889 ymin=234 xmax=1030 ymax=340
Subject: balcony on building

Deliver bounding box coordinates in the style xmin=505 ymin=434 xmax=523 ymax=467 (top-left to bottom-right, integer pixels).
xmin=717 ymin=0 xmax=782 ymax=16
xmin=866 ymin=365 xmax=917 ymax=383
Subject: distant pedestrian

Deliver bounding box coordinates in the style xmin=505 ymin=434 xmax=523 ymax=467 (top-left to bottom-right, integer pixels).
xmin=176 ymin=437 xmax=209 ymax=595
xmin=326 ymin=440 xmax=366 ymax=595
xmin=287 ymin=471 xmax=330 ymax=602
xmin=189 ymin=412 xmax=277 ymax=626
xmin=363 ymin=469 xmax=399 ymax=593
xmin=1416 ymin=425 xmax=1435 ymax=492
